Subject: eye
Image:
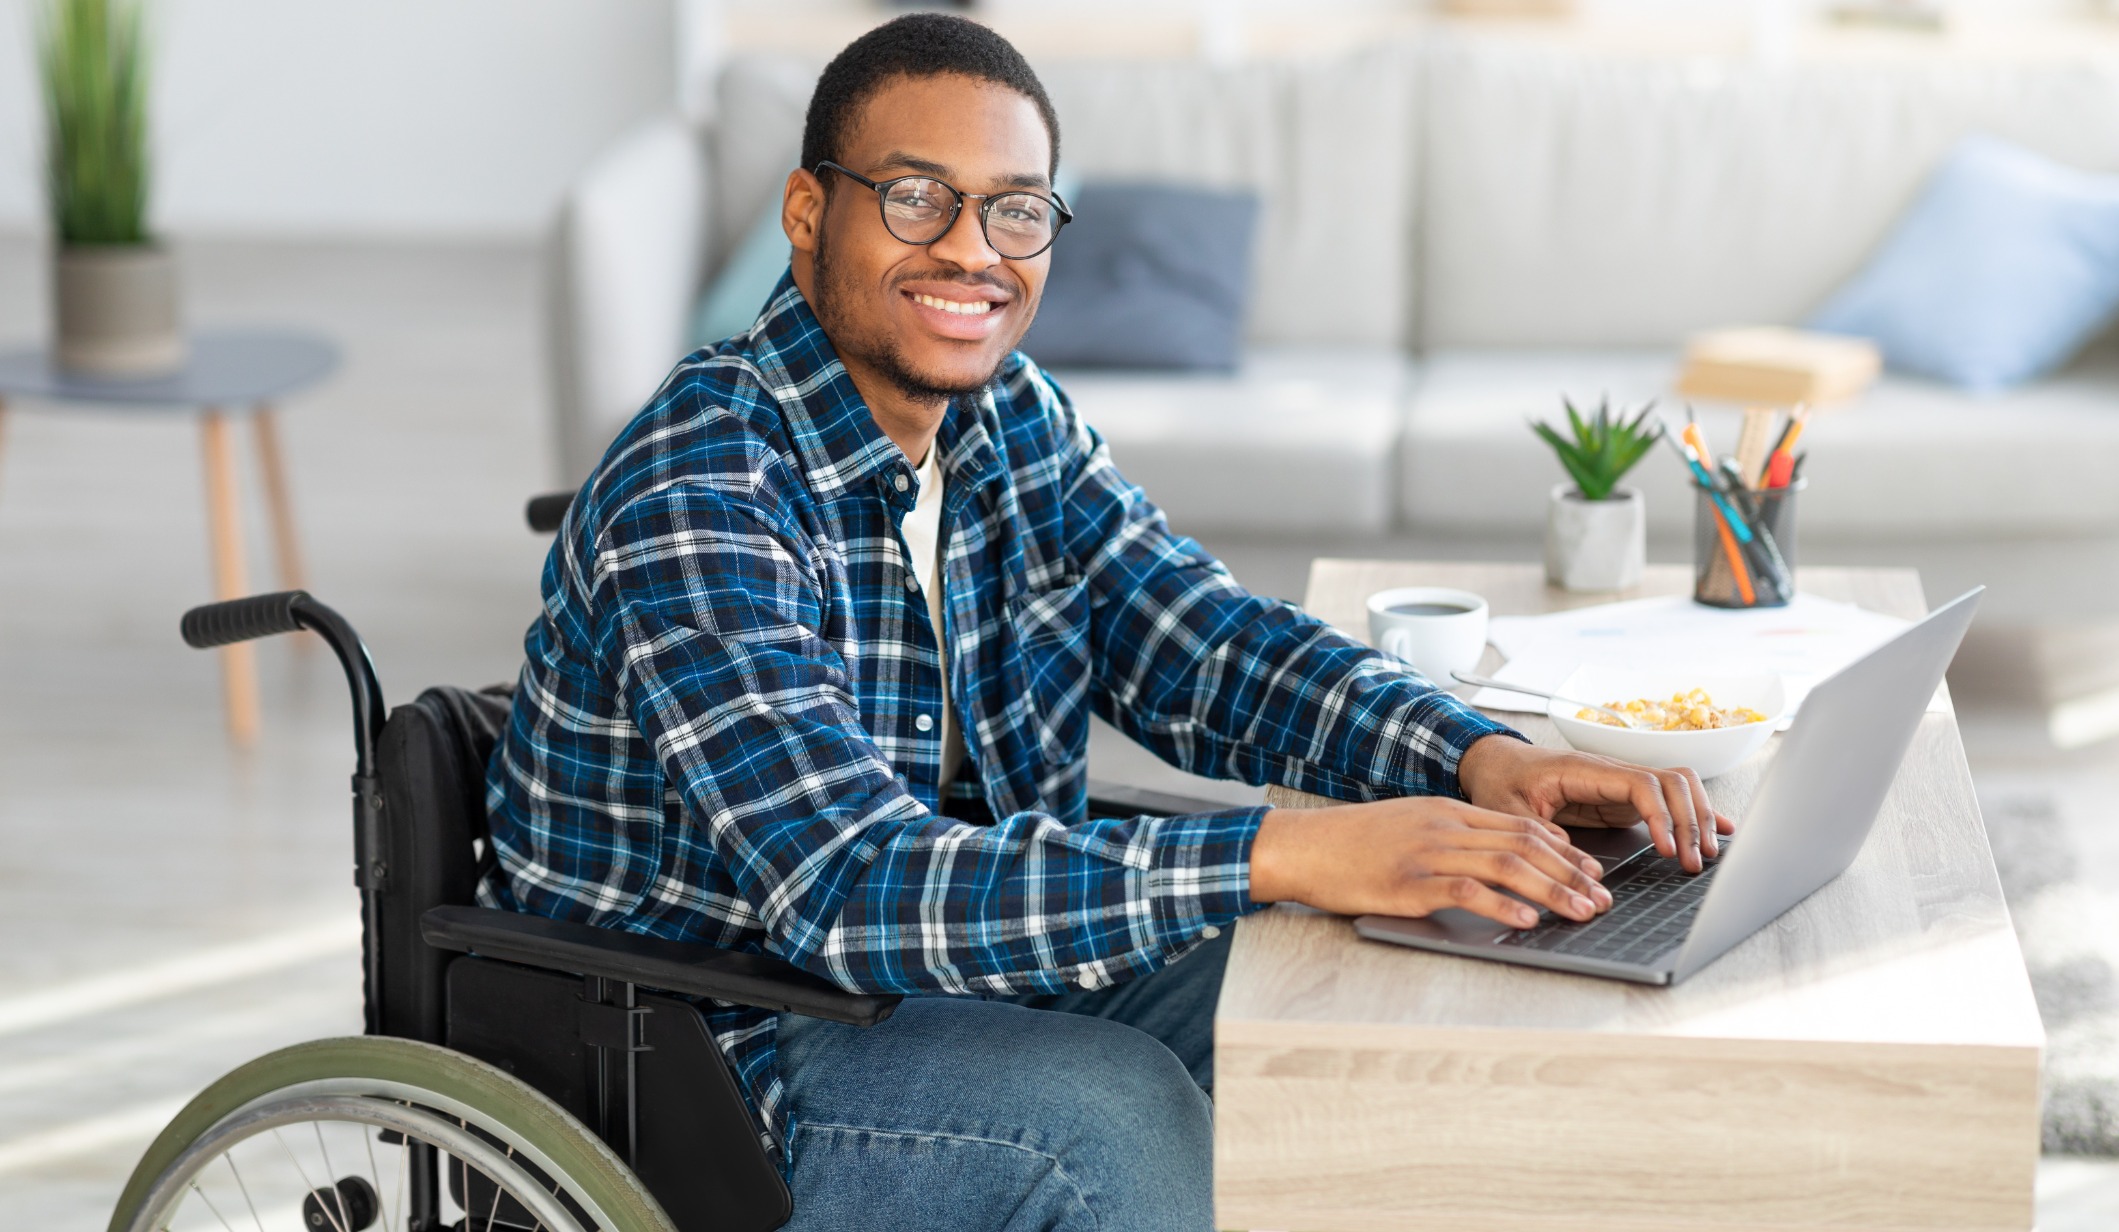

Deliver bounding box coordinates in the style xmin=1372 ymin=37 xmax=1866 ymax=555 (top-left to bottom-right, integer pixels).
xmin=993 ymin=195 xmax=1050 ymax=226
xmin=885 ymin=179 xmax=949 ymax=214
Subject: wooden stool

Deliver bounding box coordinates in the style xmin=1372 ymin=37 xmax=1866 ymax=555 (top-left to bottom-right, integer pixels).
xmin=0 ymin=330 xmax=340 ymax=745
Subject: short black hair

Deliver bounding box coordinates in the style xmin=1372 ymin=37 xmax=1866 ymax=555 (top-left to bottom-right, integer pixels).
xmin=800 ymin=13 xmax=1060 ymax=182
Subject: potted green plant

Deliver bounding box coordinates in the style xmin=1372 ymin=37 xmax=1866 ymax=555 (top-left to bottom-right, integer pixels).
xmin=40 ymin=0 xmax=182 ymax=375
xmin=1531 ymin=397 xmax=1661 ymax=592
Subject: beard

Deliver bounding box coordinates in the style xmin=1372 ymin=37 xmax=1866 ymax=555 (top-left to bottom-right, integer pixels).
xmin=810 ymin=218 xmax=1013 ymax=406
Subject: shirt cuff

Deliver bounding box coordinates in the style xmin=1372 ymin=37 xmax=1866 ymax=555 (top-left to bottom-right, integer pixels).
xmin=1145 ymin=805 xmax=1267 ymax=955
xmin=1390 ymin=690 xmax=1527 ymax=801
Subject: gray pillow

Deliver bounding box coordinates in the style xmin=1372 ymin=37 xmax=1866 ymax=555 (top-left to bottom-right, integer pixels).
xmin=1020 ymin=182 xmax=1259 ymax=372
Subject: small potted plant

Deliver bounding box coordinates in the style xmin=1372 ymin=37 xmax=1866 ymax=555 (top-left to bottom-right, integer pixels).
xmin=40 ymin=0 xmax=183 ymax=375
xmin=1531 ymin=397 xmax=1660 ymax=592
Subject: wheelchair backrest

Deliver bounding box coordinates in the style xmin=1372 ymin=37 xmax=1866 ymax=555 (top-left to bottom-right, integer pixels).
xmin=372 ymin=684 xmax=515 ymax=1043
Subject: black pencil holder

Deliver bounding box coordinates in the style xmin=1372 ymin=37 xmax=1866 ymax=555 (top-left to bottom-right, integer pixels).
xmin=1693 ymin=479 xmax=1803 ymax=609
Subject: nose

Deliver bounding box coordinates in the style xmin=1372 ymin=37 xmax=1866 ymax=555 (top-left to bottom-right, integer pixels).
xmin=926 ymin=199 xmax=1003 ymax=273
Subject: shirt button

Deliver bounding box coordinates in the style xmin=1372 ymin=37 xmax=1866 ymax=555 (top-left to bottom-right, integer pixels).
xmin=1201 ymin=926 xmax=1222 ymax=941
xmin=894 ymin=473 xmax=909 ymax=493
xmin=915 ymin=714 xmax=935 ymax=733
xmin=903 ymin=572 xmax=919 ymax=592
xmin=1077 ymin=971 xmax=1104 ymax=990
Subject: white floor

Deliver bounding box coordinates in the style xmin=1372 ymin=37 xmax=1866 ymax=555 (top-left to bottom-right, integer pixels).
xmin=1 ymin=236 xmax=2113 ymax=1229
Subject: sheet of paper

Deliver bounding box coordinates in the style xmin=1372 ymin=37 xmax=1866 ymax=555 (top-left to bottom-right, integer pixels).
xmin=1473 ymin=593 xmax=1918 ymax=728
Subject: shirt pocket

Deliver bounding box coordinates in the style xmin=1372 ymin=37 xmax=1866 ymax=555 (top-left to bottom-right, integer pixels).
xmin=1011 ymin=576 xmax=1091 ymax=765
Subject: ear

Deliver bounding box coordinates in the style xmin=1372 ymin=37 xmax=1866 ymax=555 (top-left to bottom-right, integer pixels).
xmin=783 ymin=167 xmax=826 ymax=256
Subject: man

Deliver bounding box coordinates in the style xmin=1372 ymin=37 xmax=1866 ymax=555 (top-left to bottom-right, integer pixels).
xmin=487 ymin=13 xmax=1729 ymax=1229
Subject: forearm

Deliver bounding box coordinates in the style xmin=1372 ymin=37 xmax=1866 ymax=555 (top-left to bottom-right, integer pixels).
xmin=770 ymin=802 xmax=1267 ymax=995
xmin=1106 ymin=594 xmax=1520 ymax=800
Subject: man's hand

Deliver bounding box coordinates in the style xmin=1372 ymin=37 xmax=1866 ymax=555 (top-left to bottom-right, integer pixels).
xmin=1249 ymin=797 xmax=1614 ymax=929
xmin=1457 ymin=734 xmax=1735 ymax=873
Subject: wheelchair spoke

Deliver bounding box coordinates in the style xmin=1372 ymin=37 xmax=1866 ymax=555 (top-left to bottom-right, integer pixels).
xmin=221 ymin=1153 xmax=266 ymax=1232
xmin=312 ymin=1122 xmax=338 ymax=1202
xmin=185 ymin=1179 xmax=237 ymax=1232
xmin=271 ymin=1128 xmax=347 ymax=1232
xmin=360 ymin=1124 xmax=382 ymax=1232
xmin=388 ymin=1137 xmax=406 ymax=1232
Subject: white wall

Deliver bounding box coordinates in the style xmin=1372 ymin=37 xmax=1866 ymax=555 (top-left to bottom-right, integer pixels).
xmin=0 ymin=0 xmax=674 ymax=240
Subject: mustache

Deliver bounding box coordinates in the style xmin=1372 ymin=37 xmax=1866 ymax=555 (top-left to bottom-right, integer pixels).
xmin=890 ymin=268 xmax=1020 ymax=298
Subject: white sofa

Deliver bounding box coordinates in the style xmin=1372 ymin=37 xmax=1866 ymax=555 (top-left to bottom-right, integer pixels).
xmin=548 ymin=33 xmax=2119 ymax=617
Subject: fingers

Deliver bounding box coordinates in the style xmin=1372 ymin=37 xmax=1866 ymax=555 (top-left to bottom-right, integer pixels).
xmin=1597 ymin=763 xmax=1704 ymax=873
xmin=1432 ymin=876 xmax=1544 ymax=930
xmin=1452 ymin=803 xmax=1591 ymax=871
xmin=1676 ymin=766 xmax=1719 ymax=859
xmin=1423 ymin=845 xmax=1604 ymax=922
xmin=1446 ymin=826 xmax=1611 ymax=911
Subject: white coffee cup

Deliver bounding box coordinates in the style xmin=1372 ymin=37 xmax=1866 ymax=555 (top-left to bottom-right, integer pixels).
xmin=1365 ymin=587 xmax=1490 ymax=687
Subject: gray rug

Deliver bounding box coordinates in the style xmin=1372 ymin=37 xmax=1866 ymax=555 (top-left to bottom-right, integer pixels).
xmin=1982 ymin=792 xmax=2119 ymax=1156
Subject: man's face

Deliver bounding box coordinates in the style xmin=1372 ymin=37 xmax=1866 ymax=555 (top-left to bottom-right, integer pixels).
xmin=787 ymin=73 xmax=1054 ymax=404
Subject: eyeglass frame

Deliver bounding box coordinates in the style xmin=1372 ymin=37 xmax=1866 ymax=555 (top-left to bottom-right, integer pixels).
xmin=813 ymin=160 xmax=1073 ymax=260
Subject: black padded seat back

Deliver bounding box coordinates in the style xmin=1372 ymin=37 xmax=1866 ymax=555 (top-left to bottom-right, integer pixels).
xmin=372 ymin=684 xmax=516 ymax=1044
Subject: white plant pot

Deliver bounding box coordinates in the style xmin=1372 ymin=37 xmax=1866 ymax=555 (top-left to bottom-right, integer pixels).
xmin=1544 ymin=484 xmax=1645 ymax=592
xmin=53 ymin=243 xmax=186 ymax=376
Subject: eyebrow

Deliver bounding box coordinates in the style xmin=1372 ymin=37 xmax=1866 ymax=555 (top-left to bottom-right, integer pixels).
xmin=871 ymin=151 xmax=1051 ymax=193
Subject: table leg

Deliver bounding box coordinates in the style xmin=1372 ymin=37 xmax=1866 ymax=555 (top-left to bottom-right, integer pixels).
xmin=200 ymin=409 xmax=260 ymax=746
xmin=252 ymin=403 xmax=307 ymax=591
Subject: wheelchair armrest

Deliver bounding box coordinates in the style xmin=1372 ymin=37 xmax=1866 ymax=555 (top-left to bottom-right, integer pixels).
xmin=420 ymin=905 xmax=899 ymax=1027
xmin=1084 ymin=777 xmax=1250 ymax=820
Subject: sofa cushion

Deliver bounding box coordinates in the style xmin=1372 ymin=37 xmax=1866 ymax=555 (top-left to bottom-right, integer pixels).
xmin=1035 ymin=47 xmax=1419 ymax=350
xmin=706 ymin=46 xmax=1420 ymax=350
xmin=1054 ymin=347 xmax=1410 ymax=535
xmin=1400 ymin=348 xmax=2119 ymax=539
xmin=1021 ymin=182 xmax=1259 ymax=371
xmin=1421 ymin=38 xmax=2119 ymax=348
xmin=1808 ymin=136 xmax=2119 ymax=393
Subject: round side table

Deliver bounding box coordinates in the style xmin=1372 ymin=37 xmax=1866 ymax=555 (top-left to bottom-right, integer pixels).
xmin=0 ymin=329 xmax=341 ymax=745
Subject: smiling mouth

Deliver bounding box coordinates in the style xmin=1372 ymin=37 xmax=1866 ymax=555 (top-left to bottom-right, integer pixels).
xmin=909 ymin=292 xmax=997 ymax=316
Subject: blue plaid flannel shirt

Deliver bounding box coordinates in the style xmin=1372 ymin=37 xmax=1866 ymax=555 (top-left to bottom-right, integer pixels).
xmin=483 ymin=272 xmax=1517 ymax=1150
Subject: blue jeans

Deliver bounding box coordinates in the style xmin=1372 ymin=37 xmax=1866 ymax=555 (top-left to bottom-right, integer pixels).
xmin=775 ymin=930 xmax=1231 ymax=1230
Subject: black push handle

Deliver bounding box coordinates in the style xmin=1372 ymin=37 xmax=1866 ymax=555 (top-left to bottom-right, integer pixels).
xmin=179 ymin=590 xmax=387 ymax=778
xmin=525 ymin=492 xmax=574 ymax=534
xmin=181 ymin=590 xmax=310 ymax=649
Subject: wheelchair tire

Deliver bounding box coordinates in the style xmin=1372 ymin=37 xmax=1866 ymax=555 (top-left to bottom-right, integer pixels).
xmin=108 ymin=1035 xmax=679 ymax=1232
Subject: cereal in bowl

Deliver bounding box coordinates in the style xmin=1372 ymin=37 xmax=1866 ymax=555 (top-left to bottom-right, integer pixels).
xmin=1579 ymin=689 xmax=1766 ymax=732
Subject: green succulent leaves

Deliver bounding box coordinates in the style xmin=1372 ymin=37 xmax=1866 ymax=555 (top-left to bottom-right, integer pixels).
xmin=40 ymin=0 xmax=150 ymax=246
xmin=1530 ymin=397 xmax=1662 ymax=502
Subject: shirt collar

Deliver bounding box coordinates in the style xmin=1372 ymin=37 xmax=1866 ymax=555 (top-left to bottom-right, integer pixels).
xmin=747 ymin=269 xmax=1010 ymax=511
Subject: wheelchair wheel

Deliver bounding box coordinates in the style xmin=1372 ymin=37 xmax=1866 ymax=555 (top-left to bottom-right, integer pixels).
xmin=109 ymin=1036 xmax=677 ymax=1232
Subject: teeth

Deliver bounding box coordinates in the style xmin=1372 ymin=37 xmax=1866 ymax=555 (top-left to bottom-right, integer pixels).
xmin=914 ymin=293 xmax=993 ymax=316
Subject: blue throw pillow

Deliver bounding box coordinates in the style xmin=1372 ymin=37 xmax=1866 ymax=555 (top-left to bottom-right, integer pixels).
xmin=691 ymin=201 xmax=793 ymax=349
xmin=1807 ymin=135 xmax=2119 ymax=393
xmin=1020 ymin=182 xmax=1259 ymax=372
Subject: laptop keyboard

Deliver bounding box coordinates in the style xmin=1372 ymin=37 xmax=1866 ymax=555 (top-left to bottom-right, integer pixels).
xmin=1490 ymin=837 xmax=1730 ymax=968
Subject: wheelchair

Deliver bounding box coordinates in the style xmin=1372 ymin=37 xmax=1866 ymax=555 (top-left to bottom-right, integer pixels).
xmin=110 ymin=494 xmax=1222 ymax=1232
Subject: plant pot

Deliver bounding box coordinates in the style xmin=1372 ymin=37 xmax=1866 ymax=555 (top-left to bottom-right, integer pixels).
xmin=1544 ymin=483 xmax=1645 ymax=592
xmin=53 ymin=243 xmax=185 ymax=377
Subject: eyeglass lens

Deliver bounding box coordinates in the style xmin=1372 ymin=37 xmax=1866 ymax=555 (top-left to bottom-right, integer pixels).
xmin=879 ymin=178 xmax=1060 ymax=258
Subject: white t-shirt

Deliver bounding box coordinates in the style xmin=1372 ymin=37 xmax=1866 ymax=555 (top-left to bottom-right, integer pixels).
xmin=901 ymin=445 xmax=966 ymax=791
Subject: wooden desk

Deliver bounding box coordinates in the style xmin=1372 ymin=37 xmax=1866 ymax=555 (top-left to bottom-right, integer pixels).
xmin=1214 ymin=561 xmax=2043 ymax=1232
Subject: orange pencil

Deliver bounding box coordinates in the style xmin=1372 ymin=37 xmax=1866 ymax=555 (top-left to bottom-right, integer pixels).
xmin=1684 ymin=425 xmax=1758 ymax=604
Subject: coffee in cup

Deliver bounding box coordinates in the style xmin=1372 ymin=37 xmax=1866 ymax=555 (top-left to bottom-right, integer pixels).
xmin=1365 ymin=586 xmax=1489 ymax=687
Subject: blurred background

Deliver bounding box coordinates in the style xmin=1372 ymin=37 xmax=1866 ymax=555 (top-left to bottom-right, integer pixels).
xmin=3 ymin=0 xmax=2118 ymax=1226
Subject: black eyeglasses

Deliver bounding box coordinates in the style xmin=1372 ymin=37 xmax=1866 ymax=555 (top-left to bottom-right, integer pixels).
xmin=816 ymin=161 xmax=1072 ymax=260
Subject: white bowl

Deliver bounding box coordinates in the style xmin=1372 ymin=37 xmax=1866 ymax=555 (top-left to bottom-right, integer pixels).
xmin=1545 ymin=664 xmax=1786 ymax=780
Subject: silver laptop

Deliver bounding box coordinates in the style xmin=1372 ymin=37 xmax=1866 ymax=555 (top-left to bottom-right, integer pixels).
xmin=1355 ymin=587 xmax=1982 ymax=986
